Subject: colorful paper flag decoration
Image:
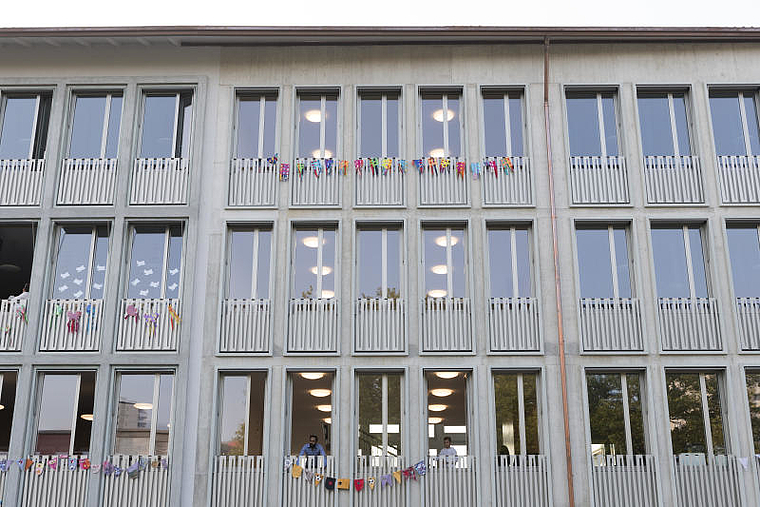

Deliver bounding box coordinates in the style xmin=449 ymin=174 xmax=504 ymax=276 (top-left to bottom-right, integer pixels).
xmin=304 ymin=470 xmax=314 ymax=482
xmin=392 ymin=470 xmax=402 ymax=483
xmin=35 ymin=461 xmax=44 ymax=476
xmin=354 ymin=478 xmax=365 ymax=492
xmin=336 ymin=478 xmax=350 ymax=490
xmin=291 ymin=464 xmax=303 ymax=478
xmin=381 ymin=474 xmax=392 ymax=487
xmin=324 ymin=477 xmax=336 ymax=491
xmin=414 ymin=460 xmax=427 ymax=476
xmin=368 ymin=477 xmax=376 ymax=490
xmin=314 ymin=473 xmax=323 ymax=486
xmin=80 ymin=459 xmax=91 ymax=470
xmin=127 ymin=462 xmax=139 ymax=479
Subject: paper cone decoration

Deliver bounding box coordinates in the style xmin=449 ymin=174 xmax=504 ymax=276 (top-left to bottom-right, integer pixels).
xmin=304 ymin=470 xmax=314 ymax=483
xmin=91 ymin=463 xmax=101 ymax=473
xmin=283 ymin=456 xmax=292 ymax=472
xmin=414 ymin=460 xmax=427 ymax=476
xmin=291 ymin=464 xmax=303 ymax=478
xmin=127 ymin=462 xmax=139 ymax=479
xmin=103 ymin=462 xmax=114 ymax=475
xmin=151 ymin=460 xmax=159 ymax=469
xmin=35 ymin=461 xmax=44 ymax=476
xmin=336 ymin=478 xmax=350 ymax=490
xmin=403 ymin=466 xmax=417 ymax=480
xmin=69 ymin=457 xmax=78 ymax=470
xmin=114 ymin=466 xmax=123 ymax=476
xmin=80 ymin=459 xmax=91 ymax=470
xmin=381 ymin=474 xmax=392 ymax=487
xmin=25 ymin=459 xmax=33 ymax=471
xmin=392 ymin=470 xmax=401 ymax=483
xmin=354 ymin=478 xmax=365 ymax=492
xmin=161 ymin=458 xmax=169 ymax=469
xmin=48 ymin=457 xmax=57 ymax=470
xmin=368 ymin=477 xmax=376 ymax=490
xmin=314 ymin=473 xmax=323 ymax=486
xmin=0 ymin=460 xmax=7 ymax=472
xmin=324 ymin=477 xmax=336 ymax=491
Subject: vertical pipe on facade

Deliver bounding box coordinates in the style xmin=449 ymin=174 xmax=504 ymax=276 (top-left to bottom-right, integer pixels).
xmin=543 ymin=36 xmax=575 ymax=507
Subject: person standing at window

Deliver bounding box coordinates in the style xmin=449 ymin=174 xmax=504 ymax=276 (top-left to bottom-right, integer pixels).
xmin=439 ymin=436 xmax=457 ymax=458
xmin=299 ymin=434 xmax=326 ymax=457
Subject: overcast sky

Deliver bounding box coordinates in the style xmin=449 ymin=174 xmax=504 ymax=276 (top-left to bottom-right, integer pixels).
xmin=1 ymin=0 xmax=759 ymax=28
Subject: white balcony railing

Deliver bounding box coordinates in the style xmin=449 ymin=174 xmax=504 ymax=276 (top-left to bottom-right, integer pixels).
xmin=354 ymin=157 xmax=405 ymax=207
xmin=219 ymin=299 xmax=271 ymax=353
xmin=424 ymin=456 xmax=477 ymax=507
xmin=211 ymin=455 xmax=266 ymax=507
xmin=736 ymin=297 xmax=760 ymax=351
xmin=282 ymin=456 xmax=335 ymax=507
xmin=488 ymin=297 xmax=541 ymax=352
xmin=643 ymin=155 xmax=704 ymax=204
xmin=657 ymin=297 xmax=721 ymax=351
xmin=287 ymin=298 xmax=339 ymax=353
xmin=493 ymin=455 xmax=549 ymax=507
xmin=421 ymin=297 xmax=472 ymax=353
xmin=354 ymin=298 xmax=405 ymax=353
xmin=481 ymin=156 xmax=533 ymax=206
xmin=591 ymin=454 xmax=658 ymax=507
xmin=290 ymin=158 xmax=341 ymax=207
xmin=57 ymin=158 xmax=117 ymax=205
xmin=40 ymin=299 xmax=102 ymax=351
xmin=20 ymin=455 xmax=90 ymax=507
xmin=116 ymin=298 xmax=181 ymax=352
xmin=130 ymin=157 xmax=189 ymax=205
xmin=354 ymin=456 xmax=407 ymax=507
xmin=102 ymin=454 xmax=170 ymax=507
xmin=579 ymin=298 xmax=643 ymax=352
xmin=672 ymin=454 xmax=742 ymax=507
xmin=0 ymin=159 xmax=45 ymax=206
xmin=569 ymin=156 xmax=629 ymax=205
xmin=0 ymin=299 xmax=26 ymax=351
xmin=717 ymin=155 xmax=760 ymax=204
xmin=228 ymin=158 xmax=278 ymax=207
xmin=418 ymin=157 xmax=469 ymax=206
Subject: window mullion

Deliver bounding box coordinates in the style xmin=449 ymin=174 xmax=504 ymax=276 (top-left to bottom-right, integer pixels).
xmin=699 ymin=373 xmax=715 ymax=459
xmin=171 ymin=94 xmax=180 ymax=159
xmin=160 ymin=228 xmax=170 ymax=299
xmin=257 ymin=96 xmax=266 ymax=158
xmin=381 ymin=229 xmax=388 ymax=298
xmin=596 ymin=93 xmax=607 ymax=158
xmin=251 ymin=230 xmax=259 ymax=300
xmin=316 ymin=229 xmax=323 ymax=297
xmin=319 ymin=95 xmax=326 ymax=156
xmin=149 ymin=373 xmax=161 ymax=455
xmin=738 ymin=92 xmax=753 ymax=156
xmin=244 ymin=374 xmax=252 ymax=456
xmin=69 ymin=374 xmax=82 ymax=455
xmin=442 ymin=95 xmax=450 ymax=156
xmin=621 ymin=374 xmax=633 ymax=456
xmin=682 ymin=226 xmax=697 ymax=300
xmin=100 ymin=94 xmax=112 ymax=159
xmin=29 ymin=95 xmax=41 ymax=159
xmin=381 ymin=374 xmax=389 ymax=455
xmin=608 ymin=226 xmax=620 ymax=299
xmin=446 ymin=229 xmax=453 ymax=296
xmin=517 ymin=373 xmax=526 ymax=456
xmin=510 ymin=228 xmax=519 ymax=298
xmin=84 ymin=227 xmax=98 ymax=299
xmin=503 ymin=93 xmax=512 ymax=157
xmin=667 ymin=94 xmax=681 ymax=157
xmin=381 ymin=95 xmax=388 ymax=157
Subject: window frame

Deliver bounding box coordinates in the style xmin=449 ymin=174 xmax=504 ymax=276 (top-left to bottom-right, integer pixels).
xmin=294 ymin=88 xmax=341 ymax=159
xmin=289 ymin=222 xmax=340 ymax=300
xmin=50 ymin=223 xmax=110 ymax=300
xmin=354 ymin=369 xmax=404 ymax=457
xmin=66 ymin=90 xmax=124 ymax=159
xmin=708 ymin=88 xmax=760 ymax=157
xmin=649 ymin=222 xmax=711 ymax=300
xmin=355 ymin=222 xmax=405 ymax=300
xmin=233 ymin=89 xmax=279 ymax=160
xmin=574 ymin=222 xmax=634 ymax=300
xmin=423 ymin=368 xmax=472 ymax=457
xmin=479 ymin=86 xmax=526 ymax=158
xmin=285 ymin=369 xmax=337 ymax=456
xmin=484 ymin=222 xmax=534 ymax=299
xmin=137 ymin=89 xmax=194 ymax=159
xmin=418 ymin=87 xmax=464 ymax=158
xmin=564 ymin=87 xmax=621 ymax=158
xmin=635 ymin=88 xmax=694 ymax=158
xmin=0 ymin=90 xmax=52 ymax=160
xmin=490 ymin=369 xmax=542 ymax=457
xmin=725 ymin=222 xmax=760 ymax=299
xmin=124 ymin=223 xmax=185 ymax=300
xmin=356 ymin=87 xmax=402 ymax=159
xmin=225 ymin=224 xmax=274 ymax=300
xmin=420 ymin=222 xmax=469 ymax=299
xmin=216 ymin=370 xmax=269 ymax=457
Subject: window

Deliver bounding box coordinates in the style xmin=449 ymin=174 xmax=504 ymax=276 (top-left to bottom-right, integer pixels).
xmin=651 ymin=225 xmax=708 ymax=298
xmin=218 ymin=372 xmax=266 ymax=456
xmin=637 ymin=91 xmax=691 ymax=157
xmin=586 ymin=372 xmax=645 ymax=461
xmin=576 ymin=225 xmax=632 ymax=299
xmin=421 ymin=90 xmax=461 ymax=158
xmin=52 ymin=225 xmax=109 ymax=300
xmin=358 ymin=90 xmax=399 ymax=158
xmin=68 ymin=92 xmax=123 ymax=159
xmin=292 ymin=226 xmax=336 ymax=299
xmin=114 ymin=372 xmax=174 ymax=456
xmin=745 ymin=371 xmax=760 ymax=453
xmin=297 ymin=91 xmax=338 ymax=159
xmin=35 ymin=371 xmax=96 ymax=454
xmin=289 ymin=371 xmax=333 ymax=455
xmin=422 ymin=226 xmax=466 ymax=299
xmin=139 ymin=91 xmax=193 ymax=159
xmin=709 ymin=90 xmax=760 ymax=156
xmin=235 ymin=92 xmax=277 ymax=159
xmin=0 ymin=92 xmax=52 ymax=159
xmin=357 ymin=372 xmax=402 ymax=456
xmin=356 ymin=225 xmax=402 ymax=299
xmin=0 ymin=223 xmax=36 ymax=300
xmin=126 ymin=225 xmax=183 ymax=299
xmin=427 ymin=371 xmax=468 ymax=456
xmin=487 ymin=225 xmax=531 ymax=298
xmin=726 ymin=225 xmax=760 ymax=297
xmin=0 ymin=371 xmax=17 ymax=453
xmin=227 ymin=227 xmax=272 ymax=300
xmin=482 ymin=89 xmax=524 ymax=157
xmin=493 ymin=372 xmax=539 ymax=456
xmin=566 ymin=90 xmax=619 ymax=157
xmin=666 ymin=371 xmax=726 ymax=456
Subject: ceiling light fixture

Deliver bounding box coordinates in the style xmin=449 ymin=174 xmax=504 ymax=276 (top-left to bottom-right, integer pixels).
xmin=434 ymin=235 xmax=459 ymax=247
xmin=432 ymin=108 xmax=455 ymax=122
xmin=311 ymin=149 xmax=333 ymax=159
xmin=309 ymin=388 xmax=332 ymax=398
xmin=427 ymin=289 xmax=447 ymax=298
xmin=430 ymin=264 xmax=448 ymax=275
xmin=321 ymin=290 xmax=335 ymax=299
xmin=428 ymin=404 xmax=447 ymax=412
xmin=133 ymin=402 xmax=153 ymax=410
xmin=428 ymin=148 xmax=446 ymax=158
xmin=430 ymin=388 xmax=453 ymax=397
xmin=300 ymin=372 xmax=325 ymax=380
xmin=310 ymin=266 xmax=333 ymax=275
xmin=80 ymin=414 xmax=94 ymax=421
xmin=435 ymin=371 xmax=459 ymax=380
xmin=302 ymin=236 xmax=322 ymax=248
xmin=305 ymin=110 xmax=322 ymax=123
xmin=316 ymin=404 xmax=332 ymax=412
xmin=428 ymin=417 xmax=443 ymax=424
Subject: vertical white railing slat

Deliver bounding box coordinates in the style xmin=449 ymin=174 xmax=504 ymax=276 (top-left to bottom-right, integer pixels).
xmin=421 ymin=298 xmax=472 ymax=352
xmin=569 ymin=156 xmax=629 ymax=205
xmin=354 ymin=158 xmax=405 ymax=207
xmin=130 ymin=158 xmax=189 ymax=205
xmin=219 ymin=299 xmax=271 ymax=353
xmin=287 ymin=299 xmax=339 ymax=353
xmin=418 ymin=157 xmax=469 ymax=206
xmin=290 ymin=158 xmax=342 ymax=207
xmin=487 ymin=297 xmax=541 ymax=352
xmin=40 ymin=299 xmax=103 ymax=351
xmin=116 ymin=298 xmax=181 ymax=351
xmin=228 ymin=158 xmax=279 ymax=207
xmin=643 ymin=155 xmax=704 ymax=204
xmin=0 ymin=159 xmax=45 ymax=206
xmin=579 ymin=298 xmax=643 ymax=352
xmin=657 ymin=298 xmax=721 ymax=351
xmin=0 ymin=299 xmax=27 ymax=351
xmin=57 ymin=158 xmax=117 ymax=205
xmin=354 ymin=298 xmax=406 ymax=353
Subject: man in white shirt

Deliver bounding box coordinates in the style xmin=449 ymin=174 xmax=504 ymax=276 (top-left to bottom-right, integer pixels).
xmin=438 ymin=436 xmax=458 ymax=463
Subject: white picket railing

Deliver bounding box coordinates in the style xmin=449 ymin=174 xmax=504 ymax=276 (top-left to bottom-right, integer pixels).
xmin=657 ymin=298 xmax=721 ymax=351
xmin=643 ymin=155 xmax=704 ymax=204
xmin=493 ymin=455 xmax=549 ymax=507
xmin=672 ymin=455 xmax=742 ymax=507
xmin=219 ymin=299 xmax=271 ymax=353
xmin=590 ymin=454 xmax=658 ymax=507
xmin=355 ymin=158 xmax=405 ymax=207
xmin=287 ymin=298 xmax=339 ymax=353
xmin=0 ymin=299 xmax=27 ymax=351
xmin=130 ymin=157 xmax=189 ymax=205
xmin=481 ymin=156 xmax=533 ymax=206
xmin=228 ymin=158 xmax=278 ymax=207
xmin=290 ymin=158 xmax=342 ymax=207
xmin=569 ymin=156 xmax=629 ymax=205
xmin=353 ymin=456 xmax=407 ymax=507
xmin=354 ymin=298 xmax=406 ymax=353
xmin=579 ymin=298 xmax=643 ymax=352
xmin=717 ymin=155 xmax=760 ymax=204
xmin=20 ymin=455 xmax=89 ymax=507
xmin=421 ymin=298 xmax=472 ymax=352
xmin=57 ymin=158 xmax=117 ymax=205
xmin=116 ymin=298 xmax=181 ymax=352
xmin=424 ymin=455 xmax=477 ymax=507
xmin=102 ymin=454 xmax=170 ymax=507
xmin=211 ymin=455 xmax=266 ymax=507
xmin=488 ymin=297 xmax=541 ymax=352
xmin=417 ymin=157 xmax=469 ymax=206
xmin=40 ymin=299 xmax=103 ymax=351
xmin=0 ymin=159 xmax=45 ymax=206
xmin=736 ymin=297 xmax=760 ymax=351
xmin=282 ymin=455 xmax=336 ymax=507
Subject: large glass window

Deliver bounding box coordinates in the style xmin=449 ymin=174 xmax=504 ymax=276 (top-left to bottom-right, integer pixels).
xmin=52 ymin=225 xmax=109 ymax=300
xmin=427 ymin=371 xmax=468 ymax=456
xmin=482 ymin=89 xmax=524 ymax=157
xmin=566 ymin=90 xmax=619 ymax=157
xmin=292 ymin=226 xmax=336 ymax=300
xmin=35 ymin=371 xmax=96 ymax=455
xmin=126 ymin=225 xmax=183 ymax=299
xmin=421 ymin=90 xmax=461 ymax=158
xmin=114 ymin=372 xmax=174 ymax=456
xmin=586 ymin=372 xmax=645 ymax=461
xmin=576 ymin=225 xmax=632 ymax=299
xmin=139 ymin=91 xmax=193 ymax=159
xmin=487 ymin=225 xmax=531 ymax=298
xmin=745 ymin=370 xmax=760 ymax=453
xmin=0 ymin=93 xmax=52 ymax=160
xmin=297 ymin=91 xmax=338 ymax=159
xmin=289 ymin=371 xmax=333 ymax=455
xmin=0 ymin=223 xmax=36 ymax=300
xmin=637 ymin=90 xmax=691 ymax=157
xmin=0 ymin=372 xmax=17 ymax=453
xmin=235 ymin=92 xmax=277 ymax=159
xmin=493 ymin=372 xmax=539 ymax=457
xmin=357 ymin=372 xmax=402 ymax=457
xmin=218 ymin=372 xmax=266 ymax=456
xmin=356 ymin=225 xmax=401 ymax=299
xmin=651 ymin=225 xmax=708 ymax=298
xmin=423 ymin=226 xmax=466 ymax=299
xmin=709 ymin=90 xmax=760 ymax=156
xmin=227 ymin=227 xmax=272 ymax=300
xmin=359 ymin=90 xmax=400 ymax=158
xmin=68 ymin=92 xmax=123 ymax=159
xmin=726 ymin=225 xmax=760 ymax=297
xmin=666 ymin=371 xmax=726 ymax=456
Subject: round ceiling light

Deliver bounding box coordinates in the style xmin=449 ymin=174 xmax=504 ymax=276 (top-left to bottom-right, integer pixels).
xmin=316 ymin=404 xmax=332 ymax=412
xmin=309 ymin=389 xmax=332 ymax=398
xmin=300 ymin=372 xmax=326 ymax=380
xmin=434 ymin=235 xmax=459 ymax=247
xmin=428 ymin=417 xmax=443 ymax=424
xmin=305 ymin=110 xmax=322 ymax=123
xmin=432 ymin=108 xmax=455 ymax=122
xmin=430 ymin=264 xmax=448 ymax=275
xmin=430 ymin=388 xmax=454 ymax=397
xmin=435 ymin=371 xmax=459 ymax=380
xmin=310 ymin=266 xmax=333 ymax=275
xmin=427 ymin=289 xmax=447 ymax=298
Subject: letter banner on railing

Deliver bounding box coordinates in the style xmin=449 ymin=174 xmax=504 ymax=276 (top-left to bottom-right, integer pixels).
xmin=0 ymin=455 xmax=168 ymax=477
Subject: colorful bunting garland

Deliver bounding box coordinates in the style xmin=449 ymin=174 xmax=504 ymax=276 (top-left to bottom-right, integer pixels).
xmin=284 ymin=458 xmax=431 ymax=493
xmin=0 ymin=456 xmax=169 ymax=478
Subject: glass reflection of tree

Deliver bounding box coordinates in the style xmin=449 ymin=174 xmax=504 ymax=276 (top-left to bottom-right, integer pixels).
xmin=493 ymin=375 xmax=539 ymax=455
xmin=587 ymin=374 xmax=645 ymax=456
xmin=358 ymin=375 xmax=400 ymax=457
xmin=222 ymin=422 xmax=246 ymax=455
xmin=667 ymin=374 xmax=714 ymax=454
xmin=360 ymin=287 xmax=400 ymax=300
